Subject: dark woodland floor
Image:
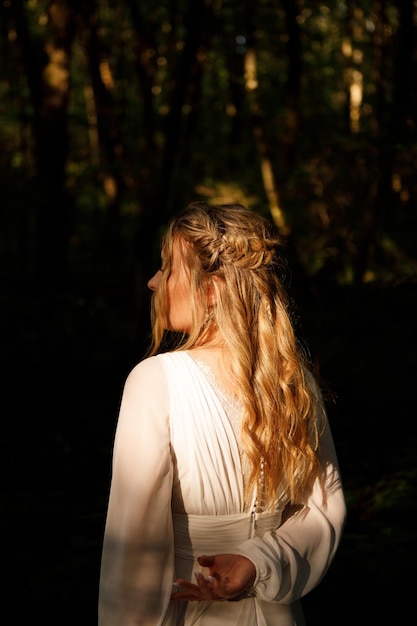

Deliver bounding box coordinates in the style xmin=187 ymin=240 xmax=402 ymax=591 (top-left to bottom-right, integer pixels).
xmin=1 ymin=280 xmax=416 ymax=625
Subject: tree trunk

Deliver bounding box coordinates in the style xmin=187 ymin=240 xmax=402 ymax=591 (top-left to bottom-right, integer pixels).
xmin=14 ymin=0 xmax=76 ymax=289
xmin=154 ymin=0 xmax=210 ymax=219
xmin=127 ymin=0 xmax=158 ymax=154
xmin=79 ymin=0 xmax=128 ymax=225
xmin=244 ymin=6 xmax=288 ymax=234
xmin=280 ymin=0 xmax=302 ymax=174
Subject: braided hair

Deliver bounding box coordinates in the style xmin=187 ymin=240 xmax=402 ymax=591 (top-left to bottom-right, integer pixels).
xmin=149 ymin=202 xmax=325 ymax=509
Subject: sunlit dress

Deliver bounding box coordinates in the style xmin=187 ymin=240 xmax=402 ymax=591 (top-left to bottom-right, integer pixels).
xmin=99 ymin=351 xmax=346 ymax=626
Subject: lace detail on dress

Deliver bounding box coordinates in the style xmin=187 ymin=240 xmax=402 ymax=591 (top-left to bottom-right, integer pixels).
xmin=191 ymin=355 xmax=289 ymax=515
xmin=191 ymin=356 xmax=254 ymax=511
xmin=191 ymin=358 xmax=243 ymax=444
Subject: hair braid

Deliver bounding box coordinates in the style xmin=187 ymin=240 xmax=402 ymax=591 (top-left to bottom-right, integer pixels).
xmin=150 ymin=202 xmax=325 ymax=508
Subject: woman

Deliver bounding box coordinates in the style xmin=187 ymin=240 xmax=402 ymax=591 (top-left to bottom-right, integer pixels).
xmin=98 ymin=202 xmax=346 ymax=625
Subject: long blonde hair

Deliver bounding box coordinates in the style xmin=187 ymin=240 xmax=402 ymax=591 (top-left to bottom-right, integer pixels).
xmin=149 ymin=202 xmax=325 ymax=508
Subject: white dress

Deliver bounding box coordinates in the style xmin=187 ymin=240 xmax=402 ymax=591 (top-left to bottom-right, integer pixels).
xmin=99 ymin=351 xmax=346 ymax=626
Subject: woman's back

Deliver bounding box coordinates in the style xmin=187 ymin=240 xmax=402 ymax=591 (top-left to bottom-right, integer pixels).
xmin=99 ymin=201 xmax=346 ymax=625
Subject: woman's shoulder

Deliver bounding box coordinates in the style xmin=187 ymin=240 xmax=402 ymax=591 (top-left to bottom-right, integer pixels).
xmin=126 ymin=351 xmax=189 ymax=382
xmin=121 ymin=353 xmax=193 ymax=409
xmin=120 ymin=355 xmax=172 ymax=409
xmin=123 ymin=354 xmax=165 ymax=387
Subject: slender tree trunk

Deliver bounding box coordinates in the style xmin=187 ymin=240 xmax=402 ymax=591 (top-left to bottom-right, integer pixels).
xmin=354 ymin=0 xmax=417 ymax=283
xmin=79 ymin=0 xmax=127 ymax=224
xmin=127 ymin=0 xmax=158 ymax=154
xmin=244 ymin=7 xmax=288 ymax=234
xmin=13 ymin=0 xmax=75 ymax=289
xmin=153 ymin=0 xmax=212 ymax=218
xmin=280 ymin=0 xmax=302 ymax=174
xmin=375 ymin=0 xmax=416 ymax=230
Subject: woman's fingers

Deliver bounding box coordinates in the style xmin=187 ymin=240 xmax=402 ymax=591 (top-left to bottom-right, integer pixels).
xmin=171 ymin=554 xmax=256 ymax=603
xmin=197 ymin=554 xmax=215 ymax=568
xmin=195 ymin=571 xmax=223 ymax=600
xmin=171 ymin=574 xmax=221 ymax=602
xmin=170 ymin=579 xmax=201 ymax=601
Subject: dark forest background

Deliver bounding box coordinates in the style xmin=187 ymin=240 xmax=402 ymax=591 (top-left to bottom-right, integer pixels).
xmin=1 ymin=1 xmax=416 ymax=624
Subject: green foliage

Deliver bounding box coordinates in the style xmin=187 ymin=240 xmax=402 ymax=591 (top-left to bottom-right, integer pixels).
xmin=1 ymin=6 xmax=416 ymax=625
xmin=1 ymin=0 xmax=416 ymax=290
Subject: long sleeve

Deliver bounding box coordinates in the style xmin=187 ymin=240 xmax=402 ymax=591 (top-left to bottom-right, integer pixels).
xmin=237 ymin=418 xmax=346 ymax=603
xmin=98 ymin=356 xmax=174 ymax=626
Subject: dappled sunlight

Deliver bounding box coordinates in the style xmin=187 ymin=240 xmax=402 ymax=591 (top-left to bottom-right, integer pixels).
xmin=1 ymin=1 xmax=416 ymax=619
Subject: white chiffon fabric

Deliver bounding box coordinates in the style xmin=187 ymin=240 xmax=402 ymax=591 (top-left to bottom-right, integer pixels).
xmin=98 ymin=351 xmax=346 ymax=626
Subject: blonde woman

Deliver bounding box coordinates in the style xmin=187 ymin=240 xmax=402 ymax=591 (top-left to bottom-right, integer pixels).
xmin=98 ymin=202 xmax=346 ymax=625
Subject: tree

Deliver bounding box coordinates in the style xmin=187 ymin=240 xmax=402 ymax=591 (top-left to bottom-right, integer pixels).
xmin=10 ymin=0 xmax=76 ymax=288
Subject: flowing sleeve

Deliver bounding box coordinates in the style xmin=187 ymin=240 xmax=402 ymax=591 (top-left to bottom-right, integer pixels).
xmin=236 ymin=416 xmax=346 ymax=603
xmin=98 ymin=356 xmax=174 ymax=626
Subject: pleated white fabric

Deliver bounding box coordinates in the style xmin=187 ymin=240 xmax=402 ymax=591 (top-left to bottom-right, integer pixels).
xmin=165 ymin=352 xmax=246 ymax=517
xmin=99 ymin=351 xmax=346 ymax=626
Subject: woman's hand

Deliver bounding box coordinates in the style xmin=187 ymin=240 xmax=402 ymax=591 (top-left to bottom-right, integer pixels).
xmin=170 ymin=553 xmax=256 ymax=602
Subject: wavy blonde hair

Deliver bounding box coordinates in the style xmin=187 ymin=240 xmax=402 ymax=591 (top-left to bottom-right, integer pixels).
xmin=149 ymin=202 xmax=325 ymax=508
